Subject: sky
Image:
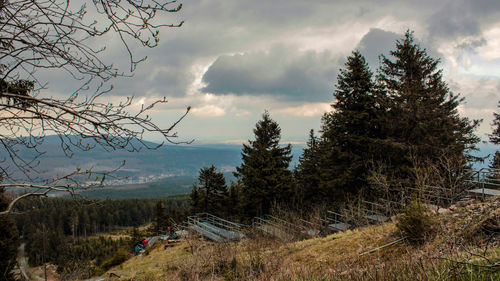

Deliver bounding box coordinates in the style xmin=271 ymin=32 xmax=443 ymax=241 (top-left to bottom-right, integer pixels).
xmin=43 ymin=0 xmax=500 ymax=146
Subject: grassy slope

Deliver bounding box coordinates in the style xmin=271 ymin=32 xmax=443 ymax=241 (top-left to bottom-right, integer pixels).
xmin=106 ymin=199 xmax=500 ymax=281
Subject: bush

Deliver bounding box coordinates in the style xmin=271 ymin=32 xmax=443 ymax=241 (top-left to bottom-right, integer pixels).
xmin=396 ymin=200 xmax=436 ymax=244
xmin=0 ymin=214 xmax=18 ymax=281
xmin=99 ymin=249 xmax=129 ymax=272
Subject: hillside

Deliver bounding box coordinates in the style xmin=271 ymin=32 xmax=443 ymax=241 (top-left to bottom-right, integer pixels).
xmin=103 ymin=198 xmax=499 ymax=281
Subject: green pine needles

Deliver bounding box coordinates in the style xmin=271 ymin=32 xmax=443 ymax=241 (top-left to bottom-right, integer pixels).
xmin=234 ymin=111 xmax=294 ymax=219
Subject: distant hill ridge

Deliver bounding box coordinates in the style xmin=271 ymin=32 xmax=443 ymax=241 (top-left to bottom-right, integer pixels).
xmin=3 ymin=135 xmax=495 ymax=199
xmin=2 ymin=135 xmax=304 ymax=198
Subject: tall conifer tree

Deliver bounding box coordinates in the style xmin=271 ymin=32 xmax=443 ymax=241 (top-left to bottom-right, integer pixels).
xmin=490 ymin=101 xmax=500 ymax=145
xmin=319 ymin=51 xmax=387 ymax=200
xmin=488 ymin=101 xmax=500 ymax=183
xmin=294 ymin=129 xmax=322 ymax=206
xmin=235 ymin=111 xmax=294 ymax=219
xmin=378 ymin=31 xmax=479 ymax=185
xmin=152 ymin=201 xmax=169 ymax=235
xmin=190 ymin=165 xmax=228 ymax=216
xmin=189 ymin=184 xmax=201 ymax=213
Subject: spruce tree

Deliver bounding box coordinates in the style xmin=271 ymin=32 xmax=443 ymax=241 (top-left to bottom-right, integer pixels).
xmin=189 ymin=184 xmax=201 ymax=213
xmin=318 ymin=51 xmax=388 ymax=200
xmin=294 ymin=129 xmax=322 ymax=206
xmin=235 ymin=111 xmax=294 ymax=219
xmin=378 ymin=31 xmax=479 ymax=186
xmin=227 ymin=182 xmax=241 ymax=218
xmin=152 ymin=201 xmax=169 ymax=235
xmin=193 ymin=165 xmax=228 ymax=216
xmin=488 ymin=101 xmax=500 ymax=183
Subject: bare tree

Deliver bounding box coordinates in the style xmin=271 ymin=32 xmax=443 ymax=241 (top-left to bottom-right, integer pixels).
xmin=367 ymin=148 xmax=475 ymax=212
xmin=0 ymin=0 xmax=189 ymax=215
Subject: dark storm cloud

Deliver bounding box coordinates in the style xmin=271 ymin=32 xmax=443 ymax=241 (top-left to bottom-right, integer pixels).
xmin=201 ymin=46 xmax=341 ymax=102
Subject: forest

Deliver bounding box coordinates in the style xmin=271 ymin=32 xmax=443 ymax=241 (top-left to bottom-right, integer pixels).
xmin=9 ymin=196 xmax=189 ymax=278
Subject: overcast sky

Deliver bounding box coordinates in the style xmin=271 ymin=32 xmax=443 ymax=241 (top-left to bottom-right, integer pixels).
xmin=45 ymin=0 xmax=500 ymax=145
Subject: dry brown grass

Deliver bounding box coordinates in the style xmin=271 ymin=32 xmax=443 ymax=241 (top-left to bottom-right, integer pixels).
xmin=106 ymin=198 xmax=500 ymax=281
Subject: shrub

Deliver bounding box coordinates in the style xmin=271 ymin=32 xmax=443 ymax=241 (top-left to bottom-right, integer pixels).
xmin=99 ymin=249 xmax=129 ymax=272
xmin=396 ymin=200 xmax=436 ymax=244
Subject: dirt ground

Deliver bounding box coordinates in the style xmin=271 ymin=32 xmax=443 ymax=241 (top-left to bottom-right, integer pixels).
xmin=31 ymin=264 xmax=60 ymax=281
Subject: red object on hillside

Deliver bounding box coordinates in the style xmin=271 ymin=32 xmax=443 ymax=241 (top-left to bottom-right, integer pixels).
xmin=142 ymin=239 xmax=148 ymax=247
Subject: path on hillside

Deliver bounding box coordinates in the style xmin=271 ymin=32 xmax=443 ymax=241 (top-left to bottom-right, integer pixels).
xmin=18 ymin=243 xmax=41 ymax=281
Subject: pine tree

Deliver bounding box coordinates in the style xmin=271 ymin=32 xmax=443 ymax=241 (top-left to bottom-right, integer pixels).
xmin=189 ymin=184 xmax=201 ymax=213
xmin=227 ymin=181 xmax=241 ymax=218
xmin=378 ymin=31 xmax=479 ymax=186
xmin=152 ymin=201 xmax=169 ymax=235
xmin=130 ymin=225 xmax=141 ymax=249
xmin=193 ymin=165 xmax=228 ymax=216
xmin=235 ymin=111 xmax=294 ymax=219
xmin=0 ymin=187 xmax=19 ymax=281
xmin=488 ymin=101 xmax=500 ymax=184
xmin=318 ymin=51 xmax=388 ymax=200
xmin=294 ymin=129 xmax=322 ymax=206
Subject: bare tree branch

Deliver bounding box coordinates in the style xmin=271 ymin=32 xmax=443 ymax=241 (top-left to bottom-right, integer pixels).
xmin=0 ymin=0 xmax=189 ymax=215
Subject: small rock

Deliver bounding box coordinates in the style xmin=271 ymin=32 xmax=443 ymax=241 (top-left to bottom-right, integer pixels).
xmin=438 ymin=208 xmax=450 ymax=215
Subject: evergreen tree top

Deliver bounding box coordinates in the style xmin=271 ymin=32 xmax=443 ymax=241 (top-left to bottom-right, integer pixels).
xmin=334 ymin=50 xmax=376 ymax=112
xmin=198 ymin=165 xmax=227 ymax=190
xmin=297 ymin=130 xmax=318 ymax=166
xmin=250 ymin=111 xmax=283 ymax=149
xmin=378 ymin=30 xmax=446 ymax=100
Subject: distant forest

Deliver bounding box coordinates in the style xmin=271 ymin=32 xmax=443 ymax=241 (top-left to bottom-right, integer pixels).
xmin=12 ymin=196 xmax=189 ymax=277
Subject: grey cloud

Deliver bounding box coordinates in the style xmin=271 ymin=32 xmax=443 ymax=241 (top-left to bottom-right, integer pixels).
xmin=427 ymin=0 xmax=500 ymax=42
xmin=428 ymin=5 xmax=480 ymax=40
xmin=356 ymin=28 xmax=444 ymax=71
xmin=455 ymin=38 xmax=487 ymax=54
xmin=356 ymin=28 xmax=401 ymax=70
xmin=449 ymin=77 xmax=500 ymax=109
xmin=201 ymin=46 xmax=340 ymax=102
xmin=34 ymin=0 xmax=500 ymax=103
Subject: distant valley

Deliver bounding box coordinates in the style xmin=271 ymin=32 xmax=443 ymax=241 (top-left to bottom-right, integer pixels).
xmin=3 ymin=136 xmax=305 ymax=198
xmin=3 ymin=135 xmax=496 ymax=199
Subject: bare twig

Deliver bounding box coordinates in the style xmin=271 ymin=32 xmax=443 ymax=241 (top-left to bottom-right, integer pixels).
xmin=0 ymin=1 xmax=190 ymax=214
